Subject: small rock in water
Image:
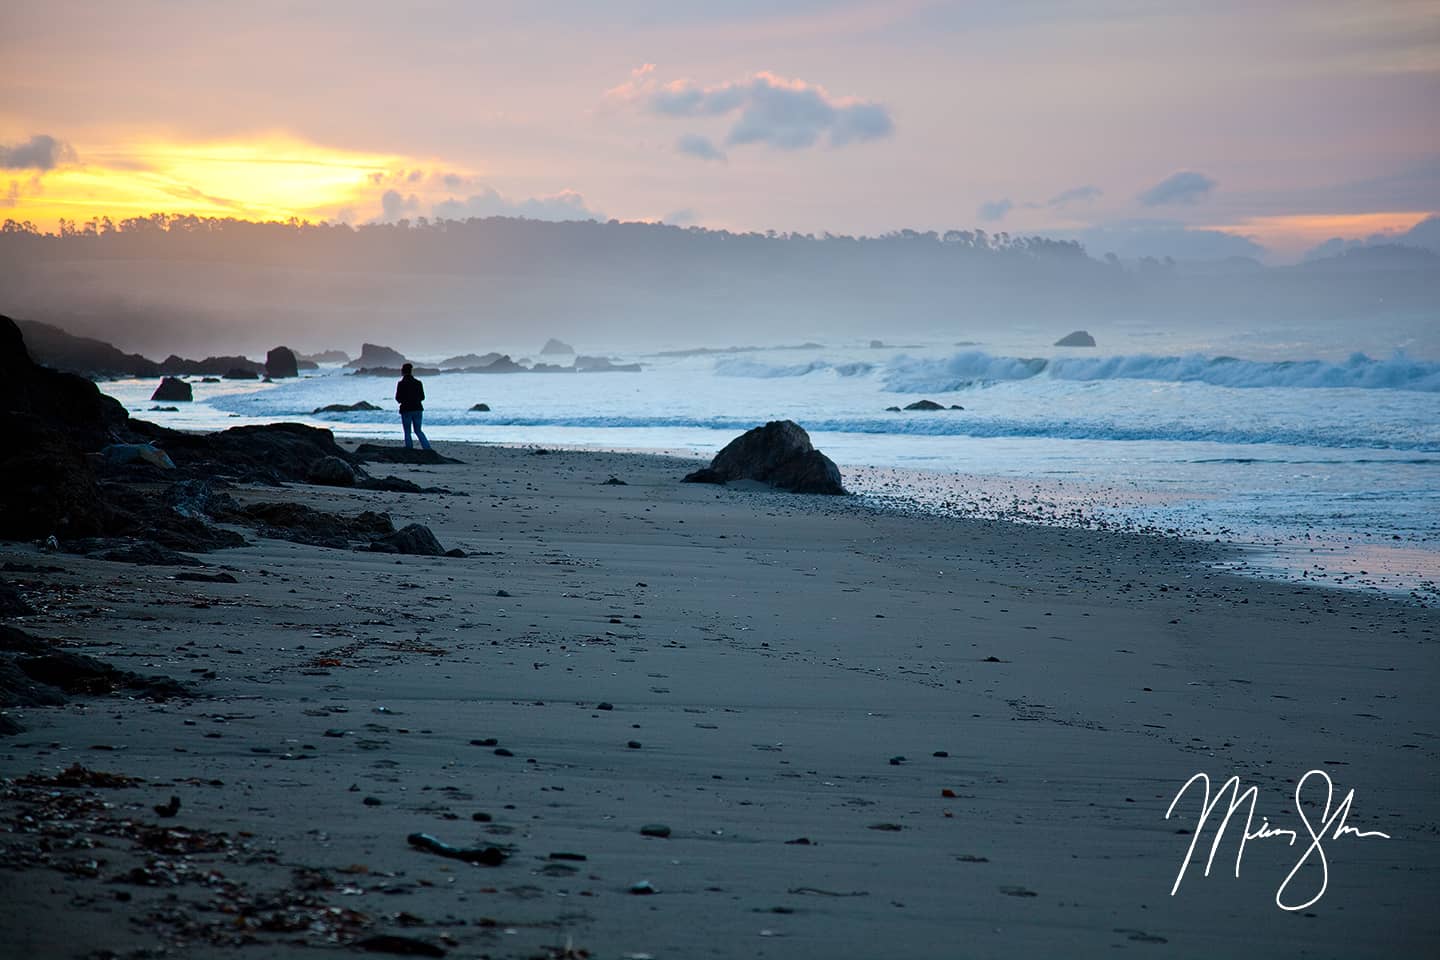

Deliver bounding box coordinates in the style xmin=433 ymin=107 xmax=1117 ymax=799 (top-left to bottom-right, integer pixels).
xmin=639 ymin=824 xmax=671 ymax=838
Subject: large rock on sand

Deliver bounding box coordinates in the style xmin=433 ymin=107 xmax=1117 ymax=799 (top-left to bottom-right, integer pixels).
xmin=265 ymin=346 xmax=299 ymax=379
xmin=682 ymin=420 xmax=845 ymax=495
xmin=150 ymin=377 xmax=192 ymax=402
xmin=306 ymin=455 xmax=357 ymax=487
xmin=369 ymin=523 xmax=446 ymax=556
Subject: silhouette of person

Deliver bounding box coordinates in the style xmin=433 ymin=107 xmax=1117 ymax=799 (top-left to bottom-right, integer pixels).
xmin=394 ymin=363 xmax=432 ymax=450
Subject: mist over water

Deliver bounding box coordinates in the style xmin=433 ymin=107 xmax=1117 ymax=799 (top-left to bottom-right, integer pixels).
xmin=99 ymin=333 xmax=1440 ymax=600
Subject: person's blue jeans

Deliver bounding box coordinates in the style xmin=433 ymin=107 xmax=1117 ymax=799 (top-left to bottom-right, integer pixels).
xmin=400 ymin=410 xmax=431 ymax=450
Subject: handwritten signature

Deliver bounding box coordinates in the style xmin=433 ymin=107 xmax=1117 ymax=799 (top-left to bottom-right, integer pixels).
xmin=1165 ymin=769 xmax=1391 ymax=911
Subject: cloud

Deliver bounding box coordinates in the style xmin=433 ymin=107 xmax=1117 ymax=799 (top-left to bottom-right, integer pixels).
xmin=613 ymin=67 xmax=894 ymax=153
xmin=1138 ymin=171 xmax=1217 ymax=206
xmin=1066 ymin=219 xmax=1265 ymax=261
xmin=381 ymin=189 xmax=418 ymax=221
xmin=1302 ymin=213 xmax=1440 ymax=260
xmin=1047 ymin=185 xmax=1102 ymax=208
xmin=978 ymin=198 xmax=1013 ymax=221
xmin=676 ymin=134 xmax=725 ymax=162
xmin=431 ymin=186 xmax=602 ymax=222
xmin=0 ymin=134 xmax=78 ymax=171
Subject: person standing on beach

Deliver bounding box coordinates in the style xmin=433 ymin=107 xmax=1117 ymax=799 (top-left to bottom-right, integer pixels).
xmin=394 ymin=363 xmax=433 ymax=450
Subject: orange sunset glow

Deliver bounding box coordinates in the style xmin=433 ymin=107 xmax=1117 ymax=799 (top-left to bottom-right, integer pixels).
xmin=2 ymin=134 xmax=440 ymax=227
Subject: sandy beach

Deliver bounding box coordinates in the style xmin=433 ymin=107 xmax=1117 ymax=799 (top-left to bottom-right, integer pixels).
xmin=2 ymin=438 xmax=1436 ymax=959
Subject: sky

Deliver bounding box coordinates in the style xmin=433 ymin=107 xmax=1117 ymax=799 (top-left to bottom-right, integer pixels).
xmin=2 ymin=0 xmax=1437 ymax=262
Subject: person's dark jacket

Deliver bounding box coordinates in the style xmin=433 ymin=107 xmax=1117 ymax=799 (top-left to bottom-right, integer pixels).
xmin=395 ymin=375 xmax=424 ymax=413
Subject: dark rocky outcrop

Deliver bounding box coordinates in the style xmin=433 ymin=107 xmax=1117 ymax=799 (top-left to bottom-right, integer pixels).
xmin=160 ymin=355 xmax=264 ymax=376
xmin=0 ymin=582 xmax=35 ymax=617
xmin=540 ymin=338 xmax=575 ymax=355
xmin=439 ymin=352 xmax=503 ymax=369
xmin=218 ymin=502 xmax=394 ymax=549
xmin=1054 ymin=330 xmax=1096 ymax=347
xmin=575 ymin=355 xmax=641 ymax=373
xmin=306 ymin=455 xmax=357 ymax=487
xmin=462 ymin=355 xmax=524 ymax=374
xmin=312 ymin=401 xmax=381 ymax=414
xmin=1 ymin=314 xmax=133 ymax=540
xmin=14 ymin=320 xmax=161 ymax=377
xmin=224 ymin=367 xmax=259 ymax=380
xmin=2 ymin=625 xmax=190 ymax=733
xmin=345 ymin=343 xmax=408 ymax=369
xmin=145 ymin=422 xmax=366 ymax=485
xmin=350 ymin=366 xmax=440 ymax=377
xmin=469 ymin=403 xmax=491 ymax=412
xmin=682 ymin=420 xmax=845 ymax=495
xmin=299 ymin=349 xmax=350 ymax=364
xmin=903 ymin=399 xmax=946 ymax=411
xmin=150 ymin=377 xmax=193 ymax=402
xmin=265 ymin=346 xmax=299 ymax=379
xmin=369 ymin=523 xmax=446 ymax=556
xmin=353 ymin=444 xmax=463 ymax=465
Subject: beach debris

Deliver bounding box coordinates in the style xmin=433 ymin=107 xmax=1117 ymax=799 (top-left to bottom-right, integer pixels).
xmin=628 ymin=880 xmax=658 ymax=895
xmin=681 ymin=420 xmax=845 ymax=494
xmin=154 ymin=795 xmax=181 ymax=817
xmin=888 ymin=755 xmax=906 ymax=765
xmin=603 ymin=476 xmax=627 ymax=485
xmin=789 ymin=887 xmax=869 ymax=897
xmin=406 ymin=832 xmax=507 ymax=866
xmin=150 ymin=377 xmax=193 ymax=402
xmin=355 ymin=934 xmax=447 ymax=957
xmin=18 ymin=763 xmax=143 ymax=788
xmin=639 ymin=824 xmax=671 ymax=838
xmin=1000 ymin=885 xmax=1039 ymax=897
xmin=868 ymin=823 xmax=905 ymax=831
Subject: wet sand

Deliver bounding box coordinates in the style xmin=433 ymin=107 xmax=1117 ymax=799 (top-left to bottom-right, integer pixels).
xmin=2 ymin=440 xmax=1437 ymax=958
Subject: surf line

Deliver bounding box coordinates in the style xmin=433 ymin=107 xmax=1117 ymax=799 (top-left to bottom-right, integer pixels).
xmin=1164 ymin=769 xmax=1391 ymax=911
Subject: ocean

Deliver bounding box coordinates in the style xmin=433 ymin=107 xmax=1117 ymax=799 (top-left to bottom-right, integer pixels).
xmin=97 ymin=335 xmax=1440 ymax=603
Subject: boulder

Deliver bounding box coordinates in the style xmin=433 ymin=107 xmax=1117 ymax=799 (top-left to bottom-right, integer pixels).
xmin=265 ymin=346 xmax=299 ymax=379
xmin=903 ymin=399 xmax=945 ymax=411
xmin=370 ymin=523 xmax=446 ymax=556
xmin=224 ymin=368 xmax=259 ymax=380
xmin=540 ymin=338 xmax=575 ymax=355
xmin=464 ymin=354 xmax=525 ymax=374
xmin=469 ymin=403 xmax=490 ymax=412
xmin=220 ymin=501 xmax=393 ymax=549
xmin=312 ymin=401 xmax=381 ymax=414
xmin=306 ymin=455 xmax=357 ymax=487
xmin=682 ymin=420 xmax=844 ymax=495
xmin=151 ymin=377 xmax=192 ymax=402
xmin=345 ymin=343 xmax=407 ymax=369
xmin=1054 ymin=330 xmax=1096 ymax=347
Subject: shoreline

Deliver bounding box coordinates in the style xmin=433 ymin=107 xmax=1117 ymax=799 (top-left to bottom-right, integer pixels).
xmin=3 ymin=438 xmax=1437 ymax=957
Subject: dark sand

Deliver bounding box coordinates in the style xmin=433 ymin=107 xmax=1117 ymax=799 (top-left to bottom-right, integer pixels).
xmin=2 ymin=442 xmax=1437 ymax=958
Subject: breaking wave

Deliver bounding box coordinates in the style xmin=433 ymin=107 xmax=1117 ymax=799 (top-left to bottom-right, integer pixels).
xmin=882 ymin=350 xmax=1440 ymax=393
